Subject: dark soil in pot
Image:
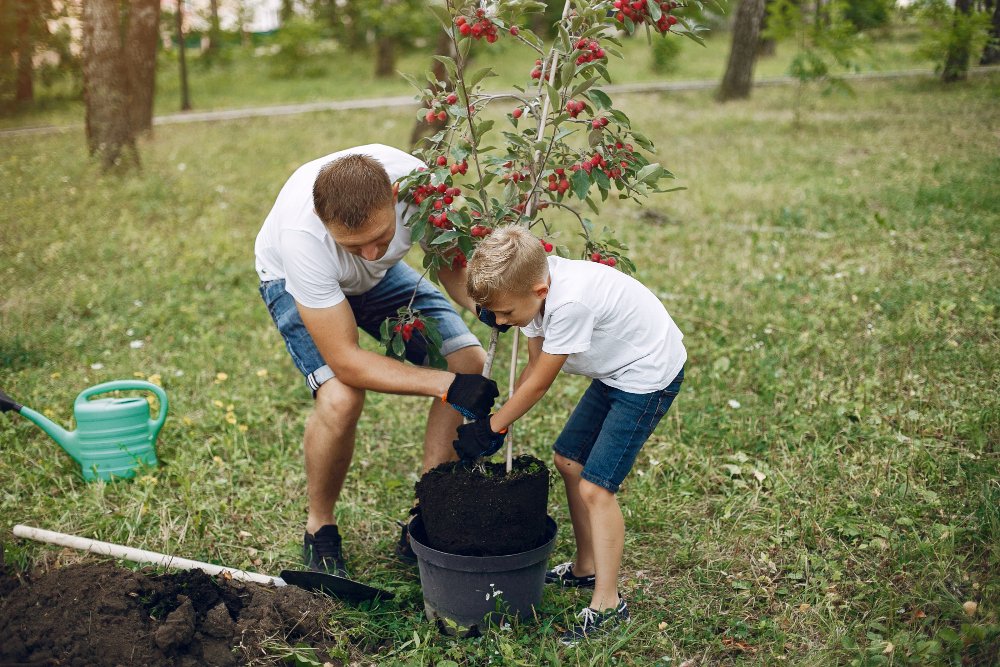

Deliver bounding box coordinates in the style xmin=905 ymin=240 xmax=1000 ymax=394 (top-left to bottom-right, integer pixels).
xmin=414 ymin=454 xmax=550 ymax=557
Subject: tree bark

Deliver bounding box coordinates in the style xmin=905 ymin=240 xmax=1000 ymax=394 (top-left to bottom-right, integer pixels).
xmin=207 ymin=0 xmax=222 ymax=52
xmin=757 ymin=0 xmax=776 ymax=58
xmin=82 ymin=0 xmax=139 ymax=170
xmin=15 ymin=0 xmax=34 ymax=103
xmin=126 ymin=0 xmax=160 ymax=134
xmin=280 ymin=0 xmax=294 ymax=24
xmin=374 ymin=35 xmax=396 ymax=77
xmin=943 ymin=0 xmax=974 ymax=82
xmin=176 ymin=0 xmax=191 ymax=110
xmin=718 ymin=0 xmax=768 ymax=102
xmin=409 ymin=31 xmax=456 ymax=149
xmin=981 ymin=0 xmax=999 ymax=65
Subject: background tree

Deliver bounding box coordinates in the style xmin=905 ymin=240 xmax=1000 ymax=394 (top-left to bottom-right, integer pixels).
xmin=175 ymin=0 xmax=192 ymax=109
xmin=126 ymin=0 xmax=161 ymax=134
xmin=918 ymin=0 xmax=991 ymax=82
xmin=0 ymin=0 xmax=55 ymax=108
xmin=718 ymin=0 xmax=769 ymax=101
xmin=983 ymin=0 xmax=1000 ymax=64
xmin=410 ymin=31 xmax=460 ymax=149
xmin=82 ymin=0 xmax=140 ymax=169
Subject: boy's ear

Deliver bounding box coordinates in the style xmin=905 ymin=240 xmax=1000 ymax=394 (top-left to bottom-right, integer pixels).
xmin=534 ymin=283 xmax=549 ymax=299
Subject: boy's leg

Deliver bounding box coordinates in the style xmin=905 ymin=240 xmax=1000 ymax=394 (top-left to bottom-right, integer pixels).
xmin=551 ymin=381 xmax=614 ymax=578
xmin=579 ymin=479 xmax=625 ymax=610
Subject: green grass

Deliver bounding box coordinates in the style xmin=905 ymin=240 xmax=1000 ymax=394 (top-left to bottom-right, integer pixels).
xmin=0 ymin=21 xmax=938 ymax=131
xmin=1 ymin=70 xmax=998 ymax=665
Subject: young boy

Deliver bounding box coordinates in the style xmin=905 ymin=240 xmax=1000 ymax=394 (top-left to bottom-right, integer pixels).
xmin=454 ymin=225 xmax=686 ymax=644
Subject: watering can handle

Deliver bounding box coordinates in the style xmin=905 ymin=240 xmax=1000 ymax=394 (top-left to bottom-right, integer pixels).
xmin=75 ymin=380 xmax=169 ymax=438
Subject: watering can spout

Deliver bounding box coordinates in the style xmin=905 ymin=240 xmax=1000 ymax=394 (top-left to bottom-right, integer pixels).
xmin=13 ymin=406 xmax=82 ymax=462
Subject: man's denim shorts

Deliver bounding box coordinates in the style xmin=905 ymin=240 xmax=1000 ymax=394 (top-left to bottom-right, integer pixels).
xmin=259 ymin=262 xmax=481 ymax=393
xmin=553 ymin=367 xmax=684 ymax=493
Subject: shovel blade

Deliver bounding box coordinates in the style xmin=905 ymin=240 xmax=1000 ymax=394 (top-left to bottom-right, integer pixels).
xmin=279 ymin=569 xmax=394 ymax=602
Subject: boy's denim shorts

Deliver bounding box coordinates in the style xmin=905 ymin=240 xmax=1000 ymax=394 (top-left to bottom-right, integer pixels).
xmin=259 ymin=262 xmax=481 ymax=393
xmin=553 ymin=367 xmax=684 ymax=493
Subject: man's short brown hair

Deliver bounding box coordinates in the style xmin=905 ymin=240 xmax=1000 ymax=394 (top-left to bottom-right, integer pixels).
xmin=313 ymin=154 xmax=394 ymax=230
xmin=467 ymin=225 xmax=549 ymax=306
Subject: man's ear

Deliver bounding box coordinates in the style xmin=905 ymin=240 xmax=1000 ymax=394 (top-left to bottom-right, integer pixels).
xmin=392 ymin=182 xmax=399 ymax=200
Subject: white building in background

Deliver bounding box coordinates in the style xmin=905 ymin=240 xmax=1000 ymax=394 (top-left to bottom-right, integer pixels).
xmin=165 ymin=0 xmax=285 ymax=34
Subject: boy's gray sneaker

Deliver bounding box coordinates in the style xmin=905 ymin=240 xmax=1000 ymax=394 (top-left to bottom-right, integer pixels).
xmin=303 ymin=524 xmax=348 ymax=578
xmin=545 ymin=562 xmax=596 ymax=588
xmin=560 ymin=598 xmax=630 ymax=645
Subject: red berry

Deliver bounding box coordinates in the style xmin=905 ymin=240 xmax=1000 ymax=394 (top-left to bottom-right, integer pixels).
xmin=591 ymin=252 xmax=602 ymax=262
xmin=433 ymin=200 xmax=444 ymax=210
xmin=446 ymin=93 xmax=458 ymax=104
xmin=606 ymin=257 xmax=617 ymax=267
xmin=413 ymin=319 xmax=425 ymax=331
xmin=544 ymin=242 xmax=553 ymax=252
xmin=512 ymin=107 xmax=523 ymax=119
xmin=450 ymin=164 xmax=460 ymax=175
xmin=436 ymin=156 xmax=447 ymax=166
xmin=424 ymin=111 xmax=436 ymax=123
xmin=459 ymin=23 xmax=472 ymax=36
xmin=530 ymin=68 xmax=542 ymax=79
xmin=455 ymin=16 xmax=466 ymax=26
xmin=437 ymin=110 xmax=448 ymax=121
xmin=509 ymin=25 xmax=519 ymax=36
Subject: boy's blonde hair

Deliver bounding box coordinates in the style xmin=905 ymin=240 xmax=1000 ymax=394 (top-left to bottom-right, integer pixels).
xmin=467 ymin=225 xmax=549 ymax=305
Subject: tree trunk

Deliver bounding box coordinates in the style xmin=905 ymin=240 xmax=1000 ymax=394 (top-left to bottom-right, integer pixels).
xmin=717 ymin=0 xmax=768 ymax=102
xmin=280 ymin=0 xmax=293 ymax=24
xmin=757 ymin=0 xmax=776 ymax=58
xmin=125 ymin=0 xmax=160 ymax=135
xmin=15 ymin=0 xmax=34 ymax=103
xmin=943 ymin=0 xmax=974 ymax=82
xmin=82 ymin=0 xmax=139 ymax=170
xmin=175 ymin=0 xmax=191 ymax=110
xmin=374 ymin=35 xmax=396 ymax=78
xmin=208 ymin=0 xmax=222 ymax=52
xmin=981 ymin=0 xmax=999 ymax=65
xmin=409 ymin=31 xmax=455 ymax=149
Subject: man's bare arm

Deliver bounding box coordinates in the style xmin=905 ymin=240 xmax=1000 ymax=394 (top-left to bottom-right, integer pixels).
xmin=298 ymin=300 xmax=454 ymax=398
xmin=435 ymin=264 xmax=476 ymax=313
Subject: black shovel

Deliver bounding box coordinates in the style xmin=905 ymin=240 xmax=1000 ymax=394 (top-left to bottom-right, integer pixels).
xmin=12 ymin=524 xmax=393 ymax=602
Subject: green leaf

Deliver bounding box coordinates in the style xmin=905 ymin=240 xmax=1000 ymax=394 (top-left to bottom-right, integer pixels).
xmin=584 ymin=196 xmax=600 ymax=215
xmin=594 ymin=168 xmax=611 ymax=190
xmin=631 ymin=131 xmax=655 ymax=151
xmin=427 ymin=4 xmax=452 ymax=29
xmin=432 ymin=55 xmax=458 ymax=81
xmin=458 ymin=36 xmax=472 ymax=61
xmin=572 ymin=170 xmax=591 ymax=200
xmin=546 ymin=83 xmax=561 ymax=110
xmin=646 ymin=0 xmax=662 ymax=21
xmin=467 ymin=67 xmax=497 ymax=89
xmin=635 ymin=163 xmax=662 ymax=183
xmin=390 ymin=333 xmax=404 ymax=357
xmin=587 ymin=88 xmax=613 ymax=110
xmin=431 ymin=230 xmax=461 ymax=245
xmin=609 ymin=109 xmax=631 ymax=128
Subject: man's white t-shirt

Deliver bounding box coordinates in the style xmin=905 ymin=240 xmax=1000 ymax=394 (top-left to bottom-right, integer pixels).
xmin=520 ymin=256 xmax=686 ymax=394
xmin=254 ymin=144 xmax=426 ymax=308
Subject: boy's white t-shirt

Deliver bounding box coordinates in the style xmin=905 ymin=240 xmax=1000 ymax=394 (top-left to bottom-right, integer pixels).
xmin=520 ymin=256 xmax=686 ymax=394
xmin=254 ymin=144 xmax=425 ymax=308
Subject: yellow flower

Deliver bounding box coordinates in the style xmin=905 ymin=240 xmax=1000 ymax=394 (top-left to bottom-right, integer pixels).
xmin=225 ymin=413 xmax=237 ymax=424
xmin=133 ymin=372 xmax=146 ymax=379
xmin=238 ymin=424 xmax=248 ymax=432
xmin=50 ymin=372 xmax=61 ymax=379
xmin=215 ymin=372 xmax=228 ymax=383
xmin=226 ymin=404 xmax=234 ymax=411
xmin=213 ymin=400 xmax=224 ymax=408
xmin=256 ymin=369 xmax=268 ymax=378
xmin=148 ymin=374 xmax=162 ymax=385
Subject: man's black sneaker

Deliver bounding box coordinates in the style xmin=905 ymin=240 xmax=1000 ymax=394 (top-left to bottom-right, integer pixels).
xmin=303 ymin=524 xmax=348 ymax=577
xmin=394 ymin=520 xmax=417 ymax=565
xmin=545 ymin=562 xmax=596 ymax=588
xmin=560 ymin=598 xmax=630 ymax=645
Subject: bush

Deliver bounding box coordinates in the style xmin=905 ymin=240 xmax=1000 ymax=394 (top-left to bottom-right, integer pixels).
xmin=843 ymin=0 xmax=893 ymax=31
xmin=650 ymin=36 xmax=683 ymax=73
xmin=269 ymin=18 xmax=327 ymax=78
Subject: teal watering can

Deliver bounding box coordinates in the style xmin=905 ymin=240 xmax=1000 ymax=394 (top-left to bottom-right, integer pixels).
xmin=0 ymin=381 xmax=168 ymax=482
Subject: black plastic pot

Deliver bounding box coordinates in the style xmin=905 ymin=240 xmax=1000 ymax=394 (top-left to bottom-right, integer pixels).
xmin=408 ymin=515 xmax=557 ymax=636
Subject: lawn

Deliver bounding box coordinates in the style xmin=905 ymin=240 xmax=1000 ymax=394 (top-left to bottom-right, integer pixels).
xmin=1 ymin=67 xmax=998 ymax=664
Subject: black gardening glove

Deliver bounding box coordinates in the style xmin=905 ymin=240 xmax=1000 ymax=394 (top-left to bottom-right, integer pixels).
xmin=452 ymin=417 xmax=508 ymax=461
xmin=476 ymin=305 xmax=511 ymax=333
xmin=444 ymin=374 xmax=499 ymax=420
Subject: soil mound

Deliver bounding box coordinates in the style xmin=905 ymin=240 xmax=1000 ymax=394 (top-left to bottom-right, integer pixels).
xmin=0 ymin=561 xmax=342 ymax=666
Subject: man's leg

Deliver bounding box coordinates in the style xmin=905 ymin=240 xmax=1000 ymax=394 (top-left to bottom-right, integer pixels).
xmin=304 ymin=377 xmax=366 ymax=534
xmin=422 ymin=345 xmax=486 ymax=472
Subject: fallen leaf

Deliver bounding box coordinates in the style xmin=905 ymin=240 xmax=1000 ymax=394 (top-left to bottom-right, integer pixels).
xmin=722 ymin=636 xmax=755 ymax=652
xmin=798 ymin=603 xmax=811 ymax=612
xmin=883 ymin=641 xmax=894 ymax=655
xmin=963 ymin=601 xmax=978 ymax=616
xmin=658 ymin=621 xmax=667 ymax=630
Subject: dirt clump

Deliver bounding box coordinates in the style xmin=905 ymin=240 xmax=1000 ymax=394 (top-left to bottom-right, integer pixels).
xmin=0 ymin=560 xmax=344 ymax=666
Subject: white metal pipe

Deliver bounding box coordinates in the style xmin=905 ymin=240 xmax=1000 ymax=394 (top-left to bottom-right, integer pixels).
xmin=12 ymin=524 xmax=283 ymax=586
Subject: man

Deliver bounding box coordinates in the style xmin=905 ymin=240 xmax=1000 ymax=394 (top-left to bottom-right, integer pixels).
xmin=255 ymin=144 xmax=497 ymax=575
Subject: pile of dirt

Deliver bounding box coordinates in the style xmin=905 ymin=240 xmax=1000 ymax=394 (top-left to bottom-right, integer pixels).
xmin=0 ymin=561 xmax=344 ymax=666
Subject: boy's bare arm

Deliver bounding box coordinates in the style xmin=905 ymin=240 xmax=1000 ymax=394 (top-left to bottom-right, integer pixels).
xmin=513 ymin=337 xmax=544 ymax=392
xmin=490 ymin=347 xmax=566 ymax=433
